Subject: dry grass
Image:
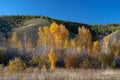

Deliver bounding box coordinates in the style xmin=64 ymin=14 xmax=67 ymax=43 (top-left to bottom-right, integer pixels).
xmin=0 ymin=68 xmax=120 ymax=80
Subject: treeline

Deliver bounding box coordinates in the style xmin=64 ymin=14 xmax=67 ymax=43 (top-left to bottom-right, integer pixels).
xmin=0 ymin=15 xmax=41 ymax=28
xmin=41 ymin=16 xmax=120 ymax=40
xmin=0 ymin=15 xmax=120 ymax=41
xmin=0 ymin=22 xmax=120 ymax=74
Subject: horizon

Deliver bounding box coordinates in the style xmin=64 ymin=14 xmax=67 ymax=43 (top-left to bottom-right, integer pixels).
xmin=0 ymin=0 xmax=120 ymax=24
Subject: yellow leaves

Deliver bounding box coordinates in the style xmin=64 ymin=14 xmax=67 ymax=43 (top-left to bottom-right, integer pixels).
xmin=71 ymin=39 xmax=76 ymax=50
xmin=43 ymin=26 xmax=49 ymax=34
xmin=60 ymin=24 xmax=69 ymax=39
xmin=11 ymin=32 xmax=17 ymax=44
xmin=50 ymin=22 xmax=61 ymax=48
xmin=50 ymin=22 xmax=60 ymax=34
xmin=26 ymin=38 xmax=33 ymax=52
xmin=92 ymin=41 xmax=100 ymax=56
xmin=64 ymin=39 xmax=69 ymax=49
xmin=102 ymin=36 xmax=109 ymax=46
xmin=48 ymin=49 xmax=58 ymax=70
xmin=16 ymin=41 xmax=22 ymax=49
xmin=114 ymin=50 xmax=119 ymax=57
xmin=37 ymin=22 xmax=69 ymax=49
xmin=7 ymin=58 xmax=26 ymax=73
xmin=76 ymin=26 xmax=92 ymax=54
xmin=77 ymin=27 xmax=91 ymax=45
xmin=102 ymin=36 xmax=109 ymax=54
xmin=38 ymin=27 xmax=43 ymax=37
xmin=110 ymin=42 xmax=120 ymax=58
xmin=93 ymin=41 xmax=99 ymax=47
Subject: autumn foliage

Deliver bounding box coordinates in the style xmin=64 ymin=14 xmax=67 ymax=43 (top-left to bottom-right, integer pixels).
xmin=0 ymin=21 xmax=119 ymax=71
xmin=48 ymin=49 xmax=58 ymax=69
xmin=7 ymin=58 xmax=26 ymax=73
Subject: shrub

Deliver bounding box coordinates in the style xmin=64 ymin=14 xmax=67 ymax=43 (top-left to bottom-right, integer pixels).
xmin=29 ymin=56 xmax=44 ymax=68
xmin=64 ymin=53 xmax=81 ymax=68
xmin=0 ymin=47 xmax=7 ymax=64
xmin=79 ymin=58 xmax=90 ymax=68
xmin=7 ymin=57 xmax=26 ymax=73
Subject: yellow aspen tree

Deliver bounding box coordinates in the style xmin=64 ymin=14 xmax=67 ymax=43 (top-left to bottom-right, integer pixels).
xmin=70 ymin=39 xmax=76 ymax=50
xmin=50 ymin=22 xmax=60 ymax=34
xmin=76 ymin=27 xmax=92 ymax=54
xmin=16 ymin=41 xmax=22 ymax=49
xmin=49 ymin=22 xmax=62 ymax=49
xmin=43 ymin=26 xmax=50 ymax=46
xmin=49 ymin=22 xmax=69 ymax=49
xmin=48 ymin=49 xmax=58 ymax=70
xmin=102 ymin=36 xmax=109 ymax=54
xmin=60 ymin=24 xmax=69 ymax=41
xmin=43 ymin=26 xmax=49 ymax=34
xmin=60 ymin=24 xmax=69 ymax=48
xmin=92 ymin=41 xmax=100 ymax=56
xmin=26 ymin=38 xmax=33 ymax=52
xmin=64 ymin=39 xmax=69 ymax=49
xmin=11 ymin=32 xmax=17 ymax=45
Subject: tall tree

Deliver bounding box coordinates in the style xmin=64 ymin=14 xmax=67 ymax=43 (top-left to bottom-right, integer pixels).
xmin=11 ymin=32 xmax=17 ymax=47
xmin=64 ymin=39 xmax=69 ymax=49
xmin=48 ymin=49 xmax=58 ymax=70
xmin=102 ymin=36 xmax=109 ymax=54
xmin=11 ymin=32 xmax=17 ymax=43
xmin=49 ymin=22 xmax=69 ymax=49
xmin=16 ymin=41 xmax=22 ymax=49
xmin=76 ymin=27 xmax=92 ymax=54
xmin=92 ymin=41 xmax=100 ymax=56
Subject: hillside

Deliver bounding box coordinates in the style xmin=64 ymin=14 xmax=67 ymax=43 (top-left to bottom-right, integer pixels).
xmin=0 ymin=15 xmax=120 ymax=71
xmin=102 ymin=30 xmax=120 ymax=54
xmin=0 ymin=15 xmax=120 ymax=43
xmin=14 ymin=19 xmax=50 ymax=47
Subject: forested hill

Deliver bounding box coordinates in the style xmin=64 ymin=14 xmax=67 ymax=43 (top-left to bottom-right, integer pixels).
xmin=0 ymin=15 xmax=120 ymax=41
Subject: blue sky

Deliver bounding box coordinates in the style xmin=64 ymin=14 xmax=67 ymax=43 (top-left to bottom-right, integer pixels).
xmin=0 ymin=0 xmax=120 ymax=24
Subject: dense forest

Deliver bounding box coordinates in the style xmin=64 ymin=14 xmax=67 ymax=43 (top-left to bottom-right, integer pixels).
xmin=0 ymin=15 xmax=120 ymax=74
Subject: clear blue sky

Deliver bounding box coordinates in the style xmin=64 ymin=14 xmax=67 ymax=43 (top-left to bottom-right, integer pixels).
xmin=0 ymin=0 xmax=120 ymax=24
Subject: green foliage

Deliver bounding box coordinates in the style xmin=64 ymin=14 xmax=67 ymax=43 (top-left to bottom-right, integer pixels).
xmin=79 ymin=56 xmax=101 ymax=69
xmin=0 ymin=47 xmax=7 ymax=64
xmin=29 ymin=56 xmax=44 ymax=68
xmin=101 ymin=54 xmax=114 ymax=68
